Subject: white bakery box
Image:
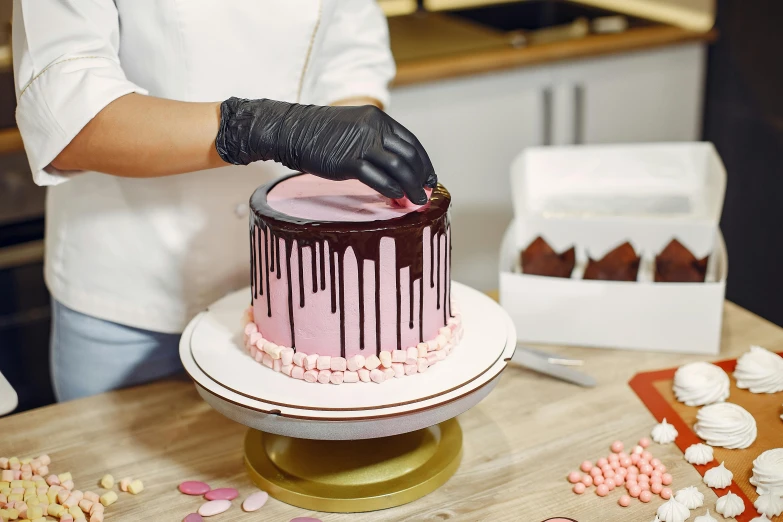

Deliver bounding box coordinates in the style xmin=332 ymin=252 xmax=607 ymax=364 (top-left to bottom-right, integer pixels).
xmin=499 ymin=142 xmax=728 ymax=355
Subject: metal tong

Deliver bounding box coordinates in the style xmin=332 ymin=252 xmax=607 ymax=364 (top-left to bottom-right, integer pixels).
xmin=510 ymin=345 xmax=596 ymax=387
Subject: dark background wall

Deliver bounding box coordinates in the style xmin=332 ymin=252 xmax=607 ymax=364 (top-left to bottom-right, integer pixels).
xmin=703 ymin=0 xmax=783 ymax=326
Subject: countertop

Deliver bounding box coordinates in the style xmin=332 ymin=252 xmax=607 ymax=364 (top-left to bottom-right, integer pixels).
xmin=1 ymin=300 xmax=778 ymax=521
xmin=391 ymin=12 xmax=717 ymax=86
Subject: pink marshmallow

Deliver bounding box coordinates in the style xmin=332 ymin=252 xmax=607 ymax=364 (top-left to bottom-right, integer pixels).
xmin=317 ymin=370 xmax=332 ymax=384
xmin=303 ymin=370 xmax=318 ymax=383
xmin=379 ymin=351 xmax=392 ymax=368
xmin=304 ymin=354 xmax=318 ymax=370
xmin=426 ymin=352 xmax=438 ymax=364
xmin=370 ymin=369 xmax=386 ymax=383
xmin=1 ymin=470 xmax=13 ymax=481
xmin=292 ymin=352 xmax=307 ymax=367
xmin=435 ymin=350 xmax=446 ymax=361
xmin=281 ymin=348 xmax=294 ymax=366
xmin=347 ymin=355 xmax=365 ymax=371
xmin=317 ymin=356 xmax=331 ymax=371
xmin=416 ymin=343 xmax=428 ymax=357
xmin=405 ymin=347 xmax=418 ymax=365
xmin=392 ymin=350 xmax=406 ymax=363
xmin=404 ymin=364 xmax=418 ymax=376
xmin=330 ymin=371 xmax=344 ymax=384
xmin=273 ymin=358 xmax=282 ymax=372
xmin=383 ymin=368 xmax=395 ymax=380
xmin=244 ymin=322 xmax=258 ymax=336
xmin=364 ymin=355 xmax=381 ymax=371
xmin=330 ymin=357 xmax=347 ymax=372
xmin=392 ymin=363 xmax=405 ymax=378
xmin=418 ymin=358 xmax=429 ymax=373
xmin=281 ymin=365 xmax=293 ymax=376
xmin=253 ymin=349 xmax=264 ymax=363
xmin=344 ymin=371 xmax=359 ymax=383
xmin=262 ymin=354 xmax=273 ymax=368
xmin=358 ymin=369 xmax=371 ymax=382
xmin=292 ymin=366 xmax=305 ymax=380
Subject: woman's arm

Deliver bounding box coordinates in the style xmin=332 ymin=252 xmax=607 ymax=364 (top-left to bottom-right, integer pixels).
xmin=51 ymin=94 xmax=227 ymax=177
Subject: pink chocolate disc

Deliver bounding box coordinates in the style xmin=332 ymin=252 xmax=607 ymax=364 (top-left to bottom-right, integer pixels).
xmin=183 ymin=514 xmax=204 ymax=522
xmin=178 ymin=481 xmax=211 ymax=496
xmin=204 ymin=487 xmax=239 ymax=501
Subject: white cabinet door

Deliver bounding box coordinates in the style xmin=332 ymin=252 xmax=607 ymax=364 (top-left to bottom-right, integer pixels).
xmin=549 ymin=42 xmax=707 ymax=145
xmin=390 ymin=68 xmax=549 ymax=291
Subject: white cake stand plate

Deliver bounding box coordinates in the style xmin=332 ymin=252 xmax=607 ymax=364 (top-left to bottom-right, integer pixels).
xmin=180 ymin=282 xmax=516 ymax=440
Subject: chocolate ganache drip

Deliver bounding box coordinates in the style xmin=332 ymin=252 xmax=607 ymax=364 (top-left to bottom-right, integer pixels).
xmin=249 ymin=174 xmax=452 ymax=357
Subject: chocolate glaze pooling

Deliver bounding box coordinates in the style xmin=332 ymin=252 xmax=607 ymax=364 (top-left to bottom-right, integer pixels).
xmin=249 ymin=174 xmax=452 ymax=356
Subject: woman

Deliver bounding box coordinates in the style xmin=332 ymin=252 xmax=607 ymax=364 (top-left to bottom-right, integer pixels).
xmin=13 ymin=0 xmax=435 ymax=401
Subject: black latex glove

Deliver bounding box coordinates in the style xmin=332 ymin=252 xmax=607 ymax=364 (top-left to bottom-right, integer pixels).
xmin=215 ymin=97 xmax=436 ymax=204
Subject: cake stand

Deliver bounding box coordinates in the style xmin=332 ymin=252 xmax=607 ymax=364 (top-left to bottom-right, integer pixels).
xmin=180 ymin=282 xmax=516 ymax=513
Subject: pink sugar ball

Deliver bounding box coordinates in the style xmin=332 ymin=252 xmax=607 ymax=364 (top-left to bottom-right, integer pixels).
xmin=641 ymin=451 xmax=653 ymax=461
xmin=601 ymin=466 xmax=613 ymax=476
xmin=604 ymin=469 xmax=615 ymax=479
xmin=573 ymin=483 xmax=586 ymax=495
xmin=609 ymin=453 xmax=620 ymax=462
xmin=640 ymin=464 xmax=653 ymax=475
xmin=639 ymin=483 xmax=650 ymax=492
xmin=581 ymin=475 xmax=593 ymax=487
xmin=651 ymin=470 xmax=662 ymax=480
xmin=590 ymin=468 xmax=602 ymax=478
xmin=638 ymin=474 xmax=649 ymax=484
xmin=597 ymin=458 xmax=609 ymax=468
xmin=618 ymin=495 xmax=631 ymax=507
xmin=596 ymin=484 xmax=609 ymax=497
xmin=651 ymin=482 xmax=663 ymax=494
xmin=610 ymin=461 xmax=620 ymax=471
xmin=618 ymin=451 xmax=629 ymax=459
xmin=639 ymin=437 xmax=651 ymax=448
xmin=594 ymin=476 xmax=605 ymax=486
xmin=632 ymin=445 xmax=644 ymax=455
xmin=628 ymin=465 xmax=640 ymax=474
xmin=629 ymin=485 xmax=642 ymax=498
xmin=580 ymin=461 xmax=593 ymax=473
xmin=611 ymin=441 xmax=624 ymax=453
xmin=568 ymin=472 xmax=582 ymax=484
xmin=640 ymin=490 xmax=653 ymax=503
xmin=650 ymin=458 xmax=662 ymax=468
xmin=655 ymin=465 xmax=667 ymax=474
xmin=614 ymin=474 xmax=625 ymax=486
xmin=620 ymin=457 xmax=632 ymax=468
xmin=616 ymin=467 xmax=627 ymax=476
xmin=661 ymin=473 xmax=673 ymax=486
xmin=605 ymin=478 xmax=616 ymax=491
xmin=631 ymin=454 xmax=641 ymax=465
xmin=660 ymin=487 xmax=672 ymax=500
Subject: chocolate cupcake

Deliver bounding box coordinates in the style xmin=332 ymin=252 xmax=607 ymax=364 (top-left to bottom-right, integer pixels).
xmin=583 ymin=242 xmax=640 ymax=282
xmin=520 ymin=236 xmax=576 ymax=278
xmin=655 ymin=239 xmax=709 ymax=283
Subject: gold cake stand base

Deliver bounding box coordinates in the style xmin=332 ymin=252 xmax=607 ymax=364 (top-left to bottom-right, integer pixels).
xmin=243 ymin=418 xmax=463 ymax=513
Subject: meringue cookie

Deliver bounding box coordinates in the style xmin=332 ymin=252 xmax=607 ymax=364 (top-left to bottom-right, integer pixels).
xmin=652 ymin=418 xmax=678 ymax=444
xmin=684 ymin=443 xmax=714 ymax=465
xmin=751 ymin=448 xmax=783 ymax=495
xmin=673 ymin=362 xmax=730 ymax=406
xmin=754 ymin=492 xmax=783 ymax=518
xmin=716 ymin=491 xmax=745 ymax=518
xmin=749 ymin=516 xmax=771 ymax=522
xmin=694 ymin=402 xmax=757 ymax=449
xmin=703 ymin=461 xmax=734 ymax=489
xmin=657 ymin=498 xmax=690 ymax=522
xmin=734 ymin=345 xmax=783 ymax=393
xmin=674 ymin=486 xmax=705 ymax=509
xmin=693 ymin=510 xmax=718 ymax=522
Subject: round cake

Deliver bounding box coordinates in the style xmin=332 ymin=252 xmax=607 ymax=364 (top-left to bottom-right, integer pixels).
xmin=242 ymin=173 xmax=462 ymax=384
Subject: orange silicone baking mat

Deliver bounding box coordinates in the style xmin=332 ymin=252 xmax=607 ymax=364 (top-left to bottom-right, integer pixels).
xmin=629 ymin=352 xmax=783 ymax=522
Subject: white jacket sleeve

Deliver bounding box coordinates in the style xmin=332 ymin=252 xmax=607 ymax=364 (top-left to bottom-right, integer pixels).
xmin=12 ymin=0 xmax=148 ymax=186
xmin=307 ymin=0 xmax=396 ymax=108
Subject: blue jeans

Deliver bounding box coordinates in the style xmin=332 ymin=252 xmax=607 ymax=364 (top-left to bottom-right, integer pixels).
xmin=51 ymin=300 xmax=184 ymax=402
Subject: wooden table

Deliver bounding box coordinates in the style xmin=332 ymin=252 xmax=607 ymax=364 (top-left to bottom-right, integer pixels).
xmin=2 ymin=301 xmax=780 ymax=521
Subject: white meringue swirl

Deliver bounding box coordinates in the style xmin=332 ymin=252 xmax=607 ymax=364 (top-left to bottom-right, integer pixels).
xmin=674 ymin=486 xmax=704 ymax=509
xmin=703 ymin=461 xmax=733 ymax=489
xmin=674 ymin=362 xmax=730 ymax=406
xmin=716 ymin=491 xmax=745 ymax=518
xmin=750 ymin=448 xmax=783 ymax=495
xmin=684 ymin=443 xmax=714 ymax=465
xmin=754 ymin=492 xmax=783 ymax=518
xmin=734 ymin=345 xmax=783 ymax=393
xmin=693 ymin=510 xmax=718 ymax=522
xmin=749 ymin=515 xmax=771 ymax=522
xmin=652 ymin=418 xmax=678 ymax=444
xmin=656 ymin=498 xmax=690 ymax=522
xmin=695 ymin=402 xmax=757 ymax=449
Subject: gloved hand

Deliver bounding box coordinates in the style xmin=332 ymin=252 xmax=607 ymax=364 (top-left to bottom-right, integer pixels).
xmin=215 ymin=97 xmax=436 ymax=205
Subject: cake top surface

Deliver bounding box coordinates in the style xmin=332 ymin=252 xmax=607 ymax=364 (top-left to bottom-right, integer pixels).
xmin=266 ymin=174 xmax=422 ymax=222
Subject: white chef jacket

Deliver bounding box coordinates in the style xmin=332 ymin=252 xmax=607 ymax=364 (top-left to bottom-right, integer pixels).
xmin=13 ymin=0 xmax=395 ymax=333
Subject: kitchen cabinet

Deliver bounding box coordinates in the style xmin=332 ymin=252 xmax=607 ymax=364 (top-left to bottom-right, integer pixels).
xmin=390 ymin=41 xmax=706 ymax=291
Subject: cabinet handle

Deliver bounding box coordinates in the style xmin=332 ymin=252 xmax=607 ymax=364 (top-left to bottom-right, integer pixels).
xmin=542 ymin=87 xmax=553 ymax=146
xmin=574 ymin=84 xmax=585 ymax=145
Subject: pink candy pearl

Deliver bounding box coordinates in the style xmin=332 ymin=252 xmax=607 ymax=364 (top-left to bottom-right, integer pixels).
xmin=604 ymin=469 xmax=615 ymax=479
xmin=590 ymin=468 xmax=602 ymax=478
xmin=641 ymin=451 xmax=653 ymax=461
xmin=618 ymin=495 xmax=631 ymax=507
xmin=660 ymin=487 xmax=672 ymax=500
xmin=573 ymin=483 xmax=586 ymax=495
xmin=616 ymin=467 xmax=627 ymax=476
xmin=608 ymin=453 xmax=620 ymax=463
xmin=650 ymin=458 xmax=662 ymax=468
xmin=639 ymin=483 xmax=650 ymax=491
xmin=651 ymin=471 xmax=662 ymax=480
xmin=651 ymin=482 xmax=663 ymax=494
xmin=629 ymin=485 xmax=642 ymax=498
xmin=661 ymin=473 xmax=673 ymax=486
xmin=640 ymin=464 xmax=653 ymax=475
xmin=655 ymin=465 xmax=667 ymax=474
xmin=638 ymin=474 xmax=649 ymax=484
xmin=640 ymin=490 xmax=653 ymax=503
xmin=568 ymin=472 xmax=582 ymax=484
xmin=594 ymin=476 xmax=605 ymax=486
xmin=632 ymin=445 xmax=644 ymax=455
xmin=614 ymin=474 xmax=625 ymax=486
xmin=605 ymin=479 xmax=616 ymax=491
xmin=618 ymin=451 xmax=629 ymax=460
xmin=597 ymin=458 xmax=609 ymax=468
xmin=628 ymin=465 xmax=640 ymax=474
xmin=631 ymin=454 xmax=641 ymax=465
xmin=610 ymin=461 xmax=620 ymax=471
xmin=611 ymin=441 xmax=624 ymax=453
xmin=639 ymin=437 xmax=651 ymax=448
xmin=581 ymin=475 xmax=593 ymax=487
xmin=620 ymin=457 xmax=632 ymax=468
xmin=580 ymin=461 xmax=593 ymax=473
xmin=596 ymin=484 xmax=609 ymax=497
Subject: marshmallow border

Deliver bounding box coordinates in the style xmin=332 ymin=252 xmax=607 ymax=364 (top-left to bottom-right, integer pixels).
xmin=241 ymin=302 xmax=463 ymax=384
